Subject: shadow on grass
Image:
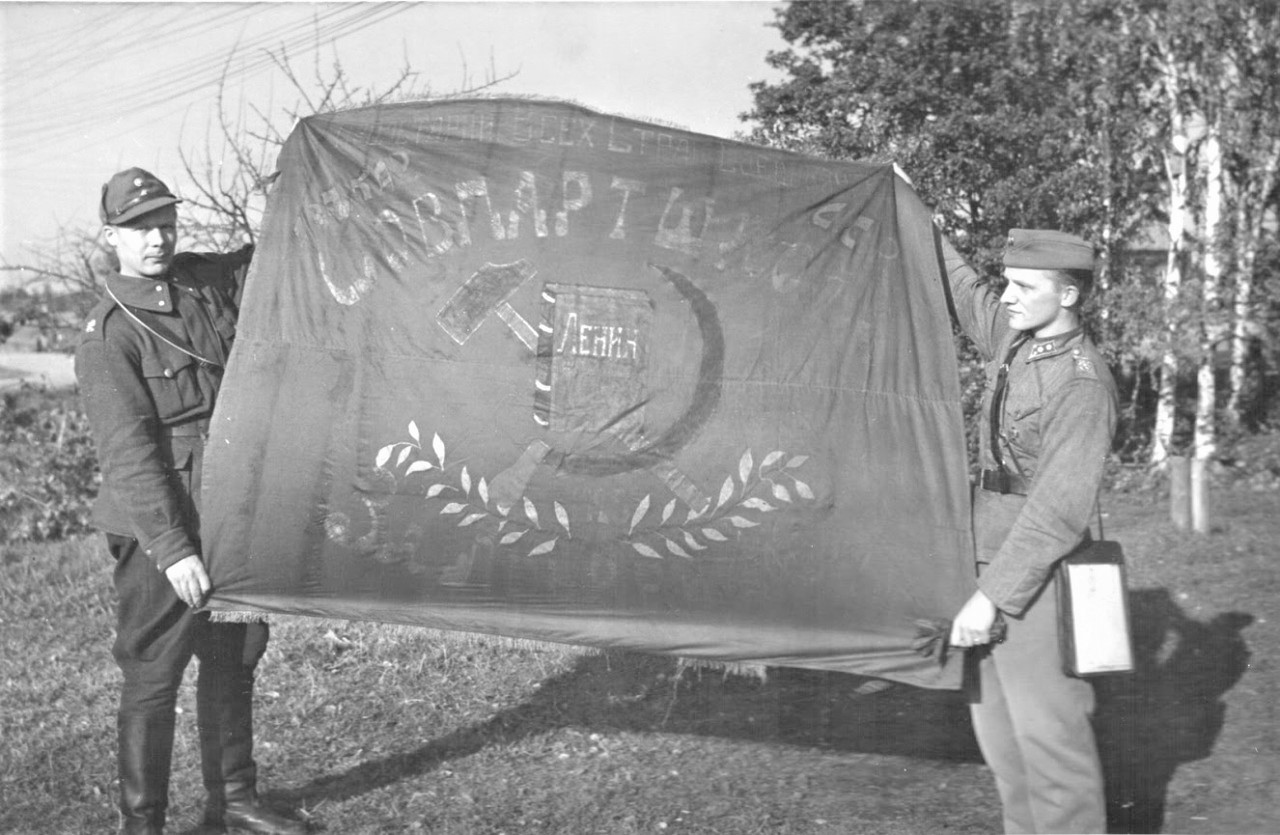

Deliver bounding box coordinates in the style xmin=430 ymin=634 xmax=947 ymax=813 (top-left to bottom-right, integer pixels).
xmin=276 ymin=587 xmax=1252 ymax=835
xmin=1095 ymin=588 xmax=1253 ymax=834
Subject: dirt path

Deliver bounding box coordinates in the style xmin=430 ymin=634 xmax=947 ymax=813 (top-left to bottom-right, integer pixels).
xmin=0 ymin=351 xmax=76 ymax=389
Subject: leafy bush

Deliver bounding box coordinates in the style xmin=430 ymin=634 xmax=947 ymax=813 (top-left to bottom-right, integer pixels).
xmin=0 ymin=385 xmax=98 ymax=544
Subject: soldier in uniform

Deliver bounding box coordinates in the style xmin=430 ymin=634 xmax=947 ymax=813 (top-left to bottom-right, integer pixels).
xmin=76 ymin=168 xmax=306 ymax=835
xmin=939 ymin=228 xmax=1118 ymax=833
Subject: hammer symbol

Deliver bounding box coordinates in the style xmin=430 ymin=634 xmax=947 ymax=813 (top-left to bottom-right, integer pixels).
xmin=436 ymin=260 xmax=539 ymax=351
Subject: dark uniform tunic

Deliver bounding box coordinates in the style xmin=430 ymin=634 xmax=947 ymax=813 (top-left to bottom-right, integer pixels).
xmin=77 ymin=247 xmax=250 ymax=570
xmin=940 ymin=233 xmax=1117 ymax=834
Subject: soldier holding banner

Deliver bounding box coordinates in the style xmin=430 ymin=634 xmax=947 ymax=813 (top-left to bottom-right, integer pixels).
xmin=76 ymin=168 xmax=305 ymax=835
xmin=938 ymin=227 xmax=1118 ymax=833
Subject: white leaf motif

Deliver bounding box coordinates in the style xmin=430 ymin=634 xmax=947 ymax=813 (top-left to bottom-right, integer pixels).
xmin=524 ymin=497 xmax=540 ymax=527
xmin=772 ymin=483 xmax=792 ymax=503
xmin=728 ymin=516 xmax=759 ymax=528
xmin=786 ymin=455 xmax=809 ymax=469
xmin=405 ymin=461 xmax=433 ymax=475
xmin=630 ymin=542 xmax=663 ymax=559
xmin=433 ymin=433 xmax=445 ymax=466
xmin=440 ymin=502 xmax=466 ymax=515
xmin=741 ymin=497 xmax=774 ymax=512
xmin=662 ymin=537 xmax=692 ymax=559
xmin=682 ymin=531 xmax=707 ymax=551
xmin=408 ymin=420 xmax=420 ymax=443
xmin=761 ymin=450 xmax=785 ymax=470
xmin=460 ymin=466 xmax=472 ymax=495
xmin=500 ymin=530 xmax=526 ymax=545
xmin=426 ymin=483 xmax=449 ymax=499
xmin=554 ymin=501 xmax=571 ymax=537
xmin=794 ymin=479 xmax=814 ymax=500
xmin=701 ymin=527 xmax=728 ymax=542
xmin=528 ymin=538 xmax=557 ymax=556
xmin=716 ymin=477 xmax=734 ymax=510
xmin=478 ymin=477 xmax=489 ymax=505
xmin=661 ymin=498 xmax=676 ymax=524
xmin=375 ymin=444 xmax=394 ymax=469
xmin=630 ymin=494 xmax=651 ymax=535
xmin=458 ymin=512 xmax=486 ymax=527
xmin=396 ymin=446 xmax=413 ymax=467
xmin=738 ymin=449 xmax=753 ymax=485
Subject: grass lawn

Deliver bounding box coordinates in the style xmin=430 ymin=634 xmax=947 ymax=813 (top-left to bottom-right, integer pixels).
xmin=1 ymin=485 xmax=1275 ymax=834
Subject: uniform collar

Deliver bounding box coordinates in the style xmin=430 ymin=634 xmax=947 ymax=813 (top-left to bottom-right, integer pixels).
xmin=1025 ymin=326 xmax=1084 ymax=362
xmin=105 ymin=271 xmax=176 ymax=314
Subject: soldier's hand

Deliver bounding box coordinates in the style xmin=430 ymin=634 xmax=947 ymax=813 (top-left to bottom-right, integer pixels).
xmin=950 ymin=590 xmax=998 ymax=648
xmin=165 ymin=554 xmax=211 ymax=609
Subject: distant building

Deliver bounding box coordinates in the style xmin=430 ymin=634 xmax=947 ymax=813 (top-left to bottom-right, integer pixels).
xmin=1117 ymin=221 xmax=1171 ymax=279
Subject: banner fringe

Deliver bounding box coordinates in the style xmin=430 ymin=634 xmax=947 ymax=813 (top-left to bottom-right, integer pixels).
xmin=207 ymin=610 xmax=770 ymax=680
xmin=206 ymin=609 xmax=268 ymax=624
xmin=675 ymin=656 xmax=769 ymax=682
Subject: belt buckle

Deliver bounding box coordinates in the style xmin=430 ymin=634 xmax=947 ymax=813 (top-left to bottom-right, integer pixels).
xmin=982 ymin=468 xmax=1009 ymax=494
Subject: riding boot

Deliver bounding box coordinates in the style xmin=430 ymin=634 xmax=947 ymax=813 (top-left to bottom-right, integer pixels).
xmin=117 ymin=710 xmax=174 ymax=835
xmin=198 ymin=660 xmax=305 ymax=835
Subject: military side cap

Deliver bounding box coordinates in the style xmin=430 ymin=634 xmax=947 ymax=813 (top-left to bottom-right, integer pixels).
xmin=1003 ymin=228 xmax=1094 ymax=271
xmin=99 ymin=167 xmax=181 ymax=225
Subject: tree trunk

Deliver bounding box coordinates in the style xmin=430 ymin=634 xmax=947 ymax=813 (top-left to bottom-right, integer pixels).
xmin=1227 ymin=209 xmax=1255 ymax=425
xmin=1192 ymin=127 xmax=1223 ymax=533
xmin=1226 ymin=145 xmax=1279 ymax=424
xmin=1150 ymin=34 xmax=1199 ymax=468
xmin=1169 ymin=455 xmax=1191 ymax=531
xmin=1152 ymin=143 xmax=1190 ymax=467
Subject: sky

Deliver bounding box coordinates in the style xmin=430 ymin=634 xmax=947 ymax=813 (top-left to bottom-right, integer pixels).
xmin=0 ymin=1 xmax=788 ymax=283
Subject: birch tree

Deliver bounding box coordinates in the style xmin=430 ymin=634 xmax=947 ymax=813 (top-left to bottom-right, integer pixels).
xmin=1146 ymin=11 xmax=1207 ymax=467
xmin=1221 ymin=3 xmax=1280 ymax=427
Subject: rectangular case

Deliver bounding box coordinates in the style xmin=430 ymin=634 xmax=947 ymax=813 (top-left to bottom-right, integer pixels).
xmin=1056 ymin=539 xmax=1135 ymax=676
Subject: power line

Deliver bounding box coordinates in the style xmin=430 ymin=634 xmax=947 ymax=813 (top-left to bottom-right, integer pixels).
xmin=4 ymin=4 xmax=414 ymax=159
xmin=7 ymin=5 xmax=371 ymax=134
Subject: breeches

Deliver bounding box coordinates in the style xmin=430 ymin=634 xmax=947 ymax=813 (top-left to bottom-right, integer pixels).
xmin=969 ymin=577 xmax=1105 ymax=834
xmin=107 ymin=534 xmax=268 ymax=716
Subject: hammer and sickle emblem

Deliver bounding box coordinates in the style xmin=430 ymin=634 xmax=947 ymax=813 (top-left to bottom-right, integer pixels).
xmin=434 ymin=260 xmax=725 ymax=512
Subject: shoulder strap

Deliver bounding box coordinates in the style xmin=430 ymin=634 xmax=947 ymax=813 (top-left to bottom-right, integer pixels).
xmin=103 ymin=281 xmax=222 ymax=368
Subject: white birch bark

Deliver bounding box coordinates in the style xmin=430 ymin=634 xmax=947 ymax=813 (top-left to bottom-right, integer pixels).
xmin=1153 ymin=139 xmax=1189 ymax=467
xmin=1193 ymin=127 xmax=1223 ymax=533
xmin=1150 ymin=30 xmax=1202 ymax=468
xmin=1226 ymin=145 xmax=1280 ymax=422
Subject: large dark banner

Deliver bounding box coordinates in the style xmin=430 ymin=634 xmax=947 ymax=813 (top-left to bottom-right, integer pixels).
xmin=203 ymin=98 xmax=974 ymax=688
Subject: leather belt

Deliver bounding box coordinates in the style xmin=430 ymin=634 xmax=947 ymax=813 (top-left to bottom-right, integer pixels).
xmin=980 ymin=467 xmax=1029 ymax=496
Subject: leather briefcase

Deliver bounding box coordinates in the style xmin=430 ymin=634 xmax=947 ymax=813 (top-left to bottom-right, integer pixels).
xmin=1056 ymin=538 xmax=1134 ymax=677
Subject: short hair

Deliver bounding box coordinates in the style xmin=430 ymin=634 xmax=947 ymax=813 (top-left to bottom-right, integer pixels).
xmin=1047 ymin=268 xmax=1094 ymax=308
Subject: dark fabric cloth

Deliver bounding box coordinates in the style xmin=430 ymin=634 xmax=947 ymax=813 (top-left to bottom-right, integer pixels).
xmin=76 ymin=247 xmax=252 ymax=570
xmin=202 ymin=98 xmax=977 ymax=687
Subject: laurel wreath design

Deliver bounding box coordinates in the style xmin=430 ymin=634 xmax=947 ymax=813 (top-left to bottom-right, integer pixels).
xmin=376 ymin=421 xmax=568 ymax=558
xmin=376 ymin=422 xmax=813 ymax=560
xmin=624 ymin=448 xmax=813 ymax=559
